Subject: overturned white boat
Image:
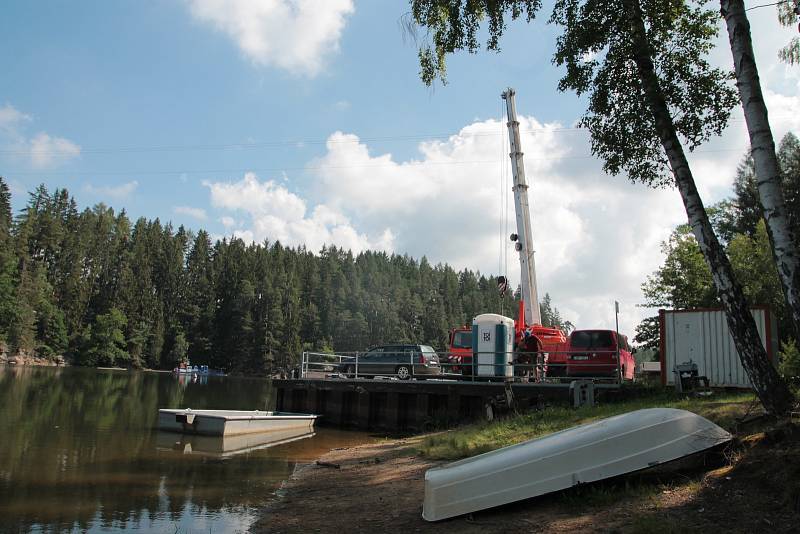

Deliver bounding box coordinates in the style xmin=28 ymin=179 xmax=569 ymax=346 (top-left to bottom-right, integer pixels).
xmin=158 ymin=409 xmax=317 ymax=437
xmin=423 ymin=408 xmax=731 ymax=521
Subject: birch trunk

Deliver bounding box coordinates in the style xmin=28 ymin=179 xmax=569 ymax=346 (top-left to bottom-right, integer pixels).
xmin=622 ymin=0 xmax=794 ymax=414
xmin=721 ymin=0 xmax=800 ymax=340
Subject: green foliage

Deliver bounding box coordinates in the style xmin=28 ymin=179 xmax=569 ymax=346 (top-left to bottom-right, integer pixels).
xmin=169 ymin=329 xmax=189 ymax=367
xmin=550 ymin=0 xmax=737 ymax=187
xmin=0 ymin=183 xmax=528 ymax=373
xmin=540 ymin=292 xmax=573 ymax=333
xmin=643 ymin=136 xmax=800 ymax=343
xmin=641 ymin=225 xmax=718 ymax=309
xmin=777 ymin=2 xmax=800 ymax=65
xmin=634 ymin=316 xmax=660 ymax=351
xmin=82 ymin=308 xmax=128 ymax=367
xmin=778 ymin=340 xmax=800 ymax=380
xmin=410 ymin=0 xmax=540 ymax=86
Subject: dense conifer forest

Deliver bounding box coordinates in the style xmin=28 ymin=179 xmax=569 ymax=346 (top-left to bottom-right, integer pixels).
xmin=0 ymin=178 xmax=572 ymax=373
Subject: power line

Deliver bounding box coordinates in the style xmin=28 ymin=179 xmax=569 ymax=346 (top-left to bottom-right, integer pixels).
xmin=0 ymin=116 xmax=772 ymax=157
xmin=745 ymin=0 xmax=789 ymax=11
xmin=4 ymin=146 xmax=752 ymax=177
xmin=0 ymin=127 xmax=586 ymax=156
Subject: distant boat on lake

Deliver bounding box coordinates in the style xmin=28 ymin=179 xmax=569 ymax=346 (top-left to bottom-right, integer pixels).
xmin=173 ymin=363 xmax=226 ymax=376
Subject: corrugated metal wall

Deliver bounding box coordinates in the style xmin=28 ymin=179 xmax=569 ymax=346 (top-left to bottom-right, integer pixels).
xmin=662 ymin=309 xmax=772 ymax=388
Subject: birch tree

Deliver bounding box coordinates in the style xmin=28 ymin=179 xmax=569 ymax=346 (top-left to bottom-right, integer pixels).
xmin=721 ymin=0 xmax=800 ymax=339
xmin=777 ymin=1 xmax=799 ymax=65
xmin=410 ymin=0 xmax=795 ymax=413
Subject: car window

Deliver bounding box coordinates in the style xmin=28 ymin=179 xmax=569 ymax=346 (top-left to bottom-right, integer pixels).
xmin=363 ymin=347 xmax=382 ymax=360
xmin=452 ymin=331 xmax=472 ymax=349
xmin=421 ymin=345 xmax=439 ymax=360
xmin=383 ymin=346 xmax=404 ymax=358
xmin=570 ymin=331 xmax=615 ymax=350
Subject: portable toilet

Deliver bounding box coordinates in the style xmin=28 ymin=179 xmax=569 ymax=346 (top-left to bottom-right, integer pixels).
xmin=472 ymin=313 xmax=515 ymax=378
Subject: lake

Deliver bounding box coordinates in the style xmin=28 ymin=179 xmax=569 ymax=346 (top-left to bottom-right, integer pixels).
xmin=0 ymin=366 xmax=371 ymax=533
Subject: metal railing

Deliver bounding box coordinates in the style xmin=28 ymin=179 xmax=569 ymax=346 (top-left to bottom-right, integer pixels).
xmin=300 ymin=349 xmax=631 ymax=384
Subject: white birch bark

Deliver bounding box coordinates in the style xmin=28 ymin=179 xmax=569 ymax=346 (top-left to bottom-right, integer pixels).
xmin=622 ymin=0 xmax=794 ymax=414
xmin=721 ymin=0 xmax=800 ymax=340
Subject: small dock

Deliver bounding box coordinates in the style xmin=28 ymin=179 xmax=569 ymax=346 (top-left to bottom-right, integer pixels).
xmin=274 ymin=378 xmax=622 ymax=431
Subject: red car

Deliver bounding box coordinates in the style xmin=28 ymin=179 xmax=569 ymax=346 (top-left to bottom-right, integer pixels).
xmin=565 ymin=329 xmax=636 ymax=381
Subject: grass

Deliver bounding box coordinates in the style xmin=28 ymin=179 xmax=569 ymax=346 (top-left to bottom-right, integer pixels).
xmin=416 ymin=390 xmax=758 ymax=461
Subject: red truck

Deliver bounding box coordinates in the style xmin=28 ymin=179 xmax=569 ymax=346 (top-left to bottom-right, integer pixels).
xmin=446 ymin=326 xmax=472 ymax=374
xmin=447 ymin=302 xmax=567 ymax=379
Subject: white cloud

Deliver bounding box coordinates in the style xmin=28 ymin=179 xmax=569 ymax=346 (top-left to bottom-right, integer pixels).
xmin=0 ymin=104 xmax=31 ymax=135
xmin=84 ymin=180 xmax=139 ymax=200
xmin=174 ymin=205 xmax=208 ymax=220
xmin=28 ymin=132 xmax=81 ymax=169
xmin=306 ymin=118 xmax=696 ymax=336
xmin=204 ymin=172 xmax=393 ymax=253
xmin=186 ymin=0 xmax=354 ymax=76
xmin=0 ymin=103 xmax=81 ymax=168
xmin=334 ymin=100 xmax=351 ymax=111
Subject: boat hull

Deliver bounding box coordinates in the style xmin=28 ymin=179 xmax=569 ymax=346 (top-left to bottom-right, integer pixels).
xmin=423 ymin=408 xmax=731 ymax=521
xmin=157 ymin=409 xmax=317 ymax=437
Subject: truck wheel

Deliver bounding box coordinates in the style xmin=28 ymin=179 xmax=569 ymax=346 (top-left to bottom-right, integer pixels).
xmin=396 ymin=365 xmax=411 ymax=380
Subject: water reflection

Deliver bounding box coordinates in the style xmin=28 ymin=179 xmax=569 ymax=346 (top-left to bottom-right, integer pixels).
xmin=0 ymin=367 xmax=370 ymax=533
xmin=155 ymin=428 xmax=316 ymax=457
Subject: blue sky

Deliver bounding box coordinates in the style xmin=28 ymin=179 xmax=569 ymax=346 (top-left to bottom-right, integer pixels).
xmin=2 ymin=0 xmax=799 ymax=335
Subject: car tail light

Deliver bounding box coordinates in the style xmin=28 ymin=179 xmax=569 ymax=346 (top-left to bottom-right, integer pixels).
xmin=419 ymin=353 xmax=425 ymax=364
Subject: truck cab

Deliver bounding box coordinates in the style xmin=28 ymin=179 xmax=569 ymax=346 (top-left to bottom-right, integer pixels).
xmin=447 ymin=326 xmax=472 ymax=374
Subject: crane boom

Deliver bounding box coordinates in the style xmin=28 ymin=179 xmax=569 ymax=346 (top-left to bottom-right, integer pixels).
xmin=502 ymin=88 xmax=542 ymax=325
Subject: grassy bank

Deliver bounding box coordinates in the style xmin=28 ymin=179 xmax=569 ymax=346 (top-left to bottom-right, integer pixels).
xmin=417 ymin=390 xmax=759 ymax=461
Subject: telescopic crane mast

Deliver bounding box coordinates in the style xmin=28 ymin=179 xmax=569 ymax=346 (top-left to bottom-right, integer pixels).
xmin=502 ymin=88 xmax=542 ymax=326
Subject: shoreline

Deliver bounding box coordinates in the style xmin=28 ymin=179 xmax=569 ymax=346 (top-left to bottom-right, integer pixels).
xmin=251 ymin=422 xmax=800 ymax=533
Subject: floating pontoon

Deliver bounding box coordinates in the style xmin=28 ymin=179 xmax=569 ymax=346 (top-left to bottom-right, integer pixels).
xmin=157 ymin=409 xmax=318 ymax=437
xmin=422 ymin=408 xmax=731 ymax=521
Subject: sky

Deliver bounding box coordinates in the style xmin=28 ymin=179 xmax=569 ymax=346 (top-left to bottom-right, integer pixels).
xmin=1 ymin=0 xmax=799 ymax=338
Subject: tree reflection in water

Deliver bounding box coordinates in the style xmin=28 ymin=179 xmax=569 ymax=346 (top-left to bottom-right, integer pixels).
xmin=0 ymin=367 xmax=366 ymax=533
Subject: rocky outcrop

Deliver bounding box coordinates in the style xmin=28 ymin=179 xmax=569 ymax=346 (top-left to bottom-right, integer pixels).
xmin=0 ymin=344 xmax=66 ymax=366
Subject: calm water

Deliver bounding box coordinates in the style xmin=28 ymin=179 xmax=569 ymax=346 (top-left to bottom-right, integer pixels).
xmin=0 ymin=366 xmax=371 ymax=533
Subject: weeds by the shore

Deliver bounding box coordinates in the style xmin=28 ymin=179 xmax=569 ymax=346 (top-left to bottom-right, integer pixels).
xmin=416 ymin=390 xmax=758 ymax=461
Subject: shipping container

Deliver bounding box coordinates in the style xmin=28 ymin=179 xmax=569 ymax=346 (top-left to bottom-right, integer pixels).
xmin=659 ymin=307 xmax=778 ymax=388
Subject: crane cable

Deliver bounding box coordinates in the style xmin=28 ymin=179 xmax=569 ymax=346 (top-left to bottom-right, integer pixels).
xmin=498 ymin=99 xmax=512 ymax=316
xmin=499 ymin=101 xmax=506 ymax=315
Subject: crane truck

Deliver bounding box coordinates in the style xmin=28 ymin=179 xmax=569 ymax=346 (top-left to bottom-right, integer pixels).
xmin=447 ymin=88 xmax=567 ymax=379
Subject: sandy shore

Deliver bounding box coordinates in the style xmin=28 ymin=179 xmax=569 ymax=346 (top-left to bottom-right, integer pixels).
xmin=250 ymin=435 xmax=685 ymax=533
xmin=251 ymin=424 xmax=800 ymax=534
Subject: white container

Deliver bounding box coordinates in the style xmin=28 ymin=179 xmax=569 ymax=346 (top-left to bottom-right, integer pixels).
xmin=472 ymin=313 xmax=514 ymax=378
xmin=659 ymin=307 xmax=778 ymax=388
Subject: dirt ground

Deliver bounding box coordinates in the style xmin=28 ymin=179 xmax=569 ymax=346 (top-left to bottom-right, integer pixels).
xmin=251 ymin=423 xmax=800 ymax=534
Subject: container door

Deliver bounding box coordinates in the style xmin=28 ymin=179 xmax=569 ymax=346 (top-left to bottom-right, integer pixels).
xmin=674 ymin=314 xmax=703 ymax=371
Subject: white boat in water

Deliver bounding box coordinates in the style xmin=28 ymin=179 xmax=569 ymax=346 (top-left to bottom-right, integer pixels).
xmin=423 ymin=408 xmax=731 ymax=521
xmin=158 ymin=409 xmax=318 ymax=437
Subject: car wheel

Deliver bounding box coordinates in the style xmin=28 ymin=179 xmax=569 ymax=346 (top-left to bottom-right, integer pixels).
xmin=396 ymin=365 xmax=411 ymax=380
